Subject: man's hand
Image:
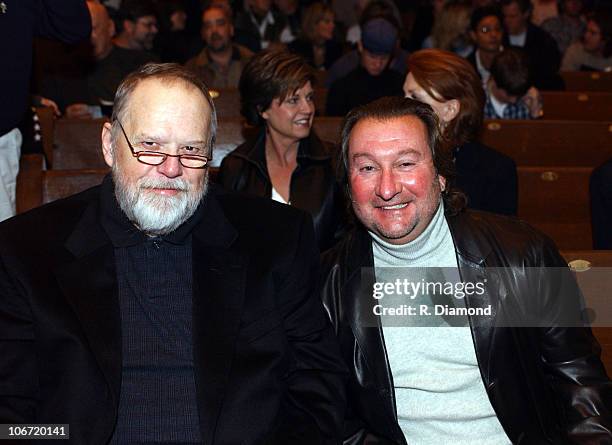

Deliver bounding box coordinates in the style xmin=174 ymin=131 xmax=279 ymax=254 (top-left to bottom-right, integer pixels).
xmin=521 ymin=87 xmax=543 ymax=119
xmin=38 ymin=97 xmax=61 ymax=117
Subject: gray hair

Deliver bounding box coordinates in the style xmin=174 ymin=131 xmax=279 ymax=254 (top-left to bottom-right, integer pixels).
xmin=110 ymin=62 xmax=217 ymax=156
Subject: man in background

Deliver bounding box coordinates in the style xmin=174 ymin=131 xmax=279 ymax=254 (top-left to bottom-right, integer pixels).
xmin=234 ymin=0 xmax=290 ymax=52
xmin=484 ymin=47 xmax=543 ymax=119
xmin=501 ymin=0 xmax=563 ymax=89
xmin=466 ymin=6 xmax=504 ymax=86
xmin=185 ymin=4 xmax=253 ymax=89
xmin=326 ymin=18 xmax=404 ymax=116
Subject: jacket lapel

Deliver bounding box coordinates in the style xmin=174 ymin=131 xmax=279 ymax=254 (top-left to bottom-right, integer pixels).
xmin=53 ymin=202 xmax=122 ymax=406
xmin=447 ymin=211 xmax=498 ymax=386
xmin=344 ymin=228 xmax=406 ymax=442
xmin=190 ymin=192 xmax=248 ymax=444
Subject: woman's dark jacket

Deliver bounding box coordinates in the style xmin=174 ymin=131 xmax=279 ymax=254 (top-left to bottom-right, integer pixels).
xmin=217 ymin=129 xmax=347 ymax=252
xmin=288 ymin=38 xmax=344 ymax=70
xmin=454 ymin=141 xmax=518 ymax=216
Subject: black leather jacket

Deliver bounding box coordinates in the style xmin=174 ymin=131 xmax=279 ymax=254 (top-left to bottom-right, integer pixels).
xmin=320 ymin=209 xmax=612 ymax=444
xmin=217 ymin=130 xmax=347 ymax=252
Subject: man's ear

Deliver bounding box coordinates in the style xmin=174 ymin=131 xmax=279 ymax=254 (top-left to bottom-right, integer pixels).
xmin=101 ymin=122 xmax=115 ymax=168
xmin=438 ymin=175 xmax=447 ymax=193
xmin=469 ymin=30 xmax=477 ymax=44
xmin=109 ymin=19 xmax=116 ymax=38
xmin=357 ymin=41 xmax=363 ymax=54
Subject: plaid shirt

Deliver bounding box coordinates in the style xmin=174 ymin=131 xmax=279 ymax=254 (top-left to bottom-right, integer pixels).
xmin=484 ymin=96 xmax=532 ymax=119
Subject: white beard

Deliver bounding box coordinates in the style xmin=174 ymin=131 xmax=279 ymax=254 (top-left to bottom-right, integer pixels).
xmin=113 ymin=166 xmax=207 ymax=236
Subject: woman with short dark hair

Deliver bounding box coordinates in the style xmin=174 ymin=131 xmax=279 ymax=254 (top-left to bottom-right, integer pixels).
xmin=218 ymin=49 xmax=346 ymax=251
xmin=404 ymin=48 xmax=518 ymax=215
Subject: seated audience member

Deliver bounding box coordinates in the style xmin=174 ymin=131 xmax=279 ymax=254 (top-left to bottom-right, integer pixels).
xmin=234 ymin=0 xmax=291 ymax=52
xmin=405 ymin=49 xmax=517 ymax=215
xmin=501 ymin=0 xmax=563 ymax=89
xmin=326 ymin=18 xmax=404 ymax=116
xmin=185 ymin=5 xmax=253 ymax=89
xmin=114 ymin=0 xmax=160 ymax=55
xmin=0 ymin=63 xmax=347 ymax=443
xmin=541 ymin=0 xmax=585 ymax=55
xmin=484 ymin=47 xmax=543 ymax=119
xmin=41 ymin=1 xmax=141 ymax=118
xmin=153 ymin=0 xmax=198 ymax=64
xmin=590 ymin=158 xmax=612 ymax=249
xmin=320 ymin=96 xmax=612 ymax=444
xmin=218 ymin=50 xmax=346 ymax=252
xmin=466 ymin=6 xmax=504 ymax=86
xmin=274 ymin=0 xmax=302 ymax=42
xmin=562 ymin=8 xmax=612 ymax=71
xmin=530 ymin=0 xmax=558 ymax=26
xmin=326 ymin=2 xmax=408 ymax=87
xmin=422 ymin=2 xmax=474 ymax=58
xmin=345 ymin=0 xmax=403 ymax=45
xmin=288 ymin=3 xmax=343 ymax=70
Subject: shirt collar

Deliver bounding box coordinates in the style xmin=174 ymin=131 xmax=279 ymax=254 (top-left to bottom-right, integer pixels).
xmin=509 ymin=30 xmax=527 ymax=47
xmin=488 ymin=85 xmax=507 ymax=118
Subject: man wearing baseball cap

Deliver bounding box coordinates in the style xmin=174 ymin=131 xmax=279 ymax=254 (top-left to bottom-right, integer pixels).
xmin=326 ymin=17 xmax=405 ymax=116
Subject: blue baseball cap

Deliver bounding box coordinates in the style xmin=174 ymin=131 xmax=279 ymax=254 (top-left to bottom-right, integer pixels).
xmin=361 ymin=18 xmax=398 ymax=55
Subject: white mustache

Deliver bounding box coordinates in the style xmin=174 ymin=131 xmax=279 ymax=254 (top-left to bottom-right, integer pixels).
xmin=138 ymin=177 xmax=189 ymax=191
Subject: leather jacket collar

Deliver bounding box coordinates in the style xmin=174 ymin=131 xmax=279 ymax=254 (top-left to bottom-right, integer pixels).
xmin=229 ymin=128 xmax=332 ymax=179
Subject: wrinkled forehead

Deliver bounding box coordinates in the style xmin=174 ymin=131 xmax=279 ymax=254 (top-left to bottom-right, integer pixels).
xmin=122 ymin=78 xmax=212 ymax=129
xmin=348 ymin=116 xmax=432 ymax=160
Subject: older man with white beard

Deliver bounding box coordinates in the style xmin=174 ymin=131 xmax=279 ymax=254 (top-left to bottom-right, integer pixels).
xmin=0 ymin=63 xmax=346 ymax=444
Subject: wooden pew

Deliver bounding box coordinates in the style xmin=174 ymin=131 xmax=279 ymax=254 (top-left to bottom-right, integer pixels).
xmin=561 ymin=250 xmax=612 ymax=376
xmin=209 ymin=88 xmax=241 ymax=119
xmin=561 ymin=71 xmax=612 ymax=92
xmin=53 ymin=118 xmax=108 ymax=169
xmin=36 ymin=106 xmax=55 ymax=166
xmin=314 ymin=86 xmax=328 ymax=115
xmin=16 ymin=154 xmax=108 ymax=213
xmin=480 ymin=119 xmax=612 ymax=167
xmin=517 ymin=166 xmax=592 ymax=250
xmin=541 ymin=91 xmax=612 ymax=121
xmin=313 ymin=117 xmax=343 ymax=144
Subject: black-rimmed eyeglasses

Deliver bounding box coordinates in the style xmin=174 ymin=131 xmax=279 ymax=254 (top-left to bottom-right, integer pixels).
xmin=117 ymin=120 xmax=212 ymax=169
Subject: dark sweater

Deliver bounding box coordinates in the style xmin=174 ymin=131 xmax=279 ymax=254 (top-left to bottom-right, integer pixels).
xmin=100 ymin=178 xmax=202 ymax=444
xmin=325 ymin=65 xmax=404 ymax=117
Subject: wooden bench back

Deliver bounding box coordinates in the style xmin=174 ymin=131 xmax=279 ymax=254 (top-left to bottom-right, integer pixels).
xmin=561 ymin=71 xmax=612 ymax=92
xmin=481 ymin=120 xmax=612 ymax=167
xmin=541 ymin=91 xmax=612 ymax=121
xmin=16 ymin=154 xmax=108 ymax=213
xmin=561 ymin=250 xmax=612 ymax=376
xmin=53 ymin=118 xmax=108 ymax=169
xmin=517 ymin=166 xmax=593 ymax=250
